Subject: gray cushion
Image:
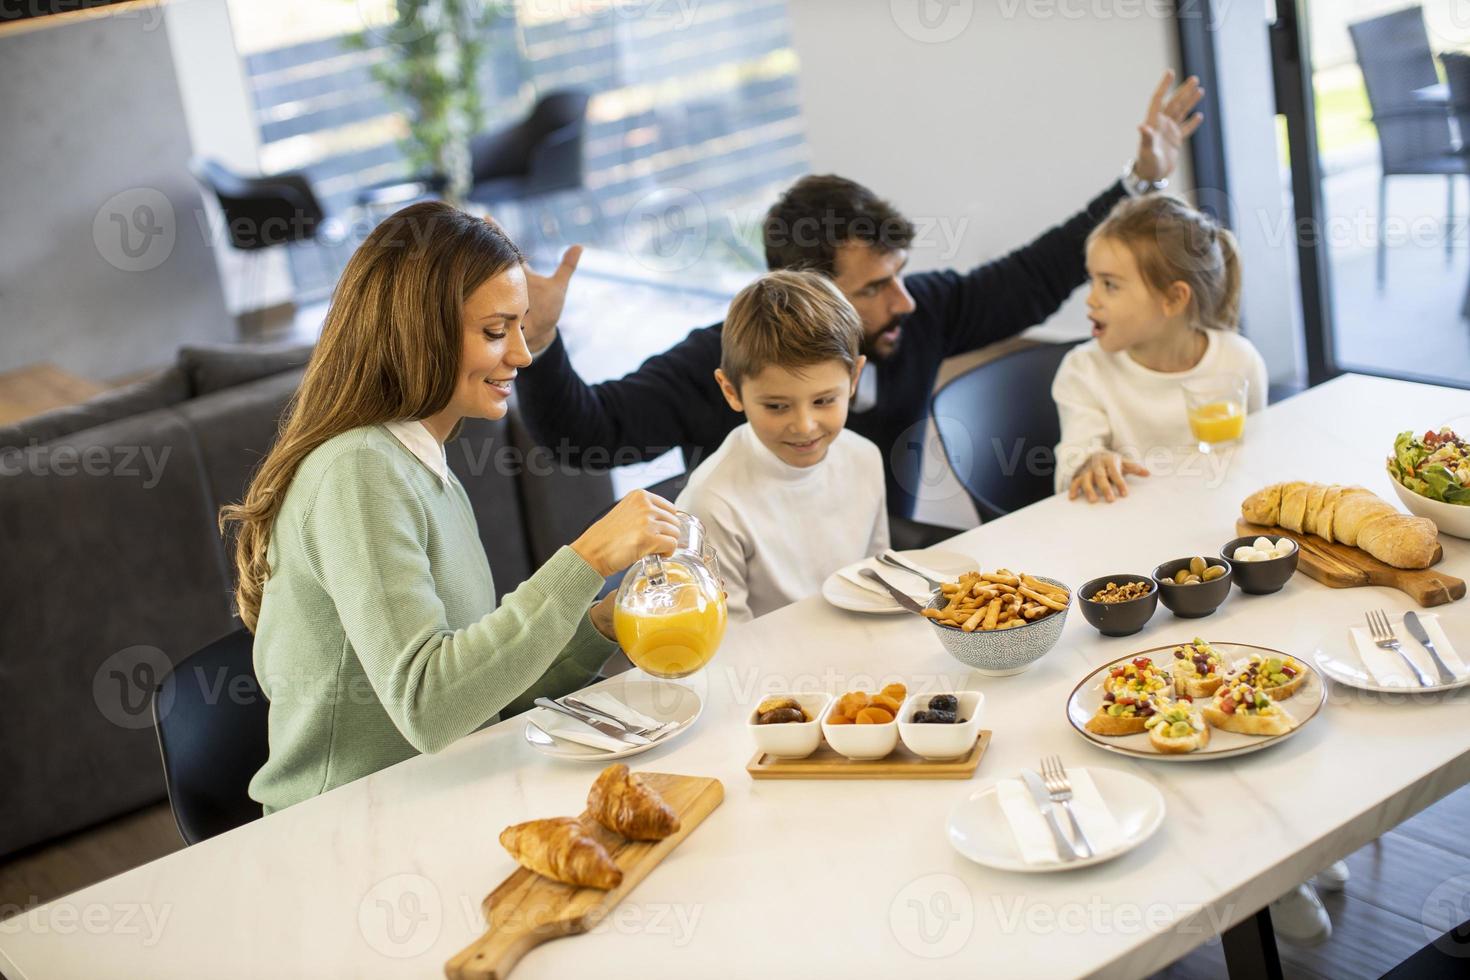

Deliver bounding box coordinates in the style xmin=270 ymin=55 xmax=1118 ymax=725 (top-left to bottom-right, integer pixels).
xmin=178 ymin=343 xmax=313 ymax=398
xmin=449 ymin=416 xmax=535 ymax=592
xmin=0 ymin=408 xmax=237 ymax=856
xmin=0 ymin=366 xmax=189 ymax=451
xmin=507 ymin=409 xmax=615 ymax=567
xmin=176 ymin=370 xmax=302 ymax=553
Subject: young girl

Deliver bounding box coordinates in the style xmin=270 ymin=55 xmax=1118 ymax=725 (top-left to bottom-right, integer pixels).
xmin=1053 ymin=195 xmax=1269 ymax=503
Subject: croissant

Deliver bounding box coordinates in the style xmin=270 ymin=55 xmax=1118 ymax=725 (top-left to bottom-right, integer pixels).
xmin=499 ymin=817 xmax=623 ymax=889
xmin=586 ymin=764 xmax=680 ymax=841
xmin=1241 ymin=482 xmax=1439 ymax=569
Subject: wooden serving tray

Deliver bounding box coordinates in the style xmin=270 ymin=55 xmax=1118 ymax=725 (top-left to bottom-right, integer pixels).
xmin=1237 ymin=519 xmax=1464 ymax=607
xmin=445 ymin=772 xmax=723 ymax=980
xmin=747 ymin=730 xmax=992 ymax=780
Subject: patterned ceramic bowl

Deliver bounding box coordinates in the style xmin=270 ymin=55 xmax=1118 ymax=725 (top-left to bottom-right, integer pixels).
xmin=923 ymin=576 xmax=1071 ymax=676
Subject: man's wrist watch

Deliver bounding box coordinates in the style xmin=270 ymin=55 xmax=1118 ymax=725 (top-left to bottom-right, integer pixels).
xmin=1122 ymin=159 xmax=1169 ymax=198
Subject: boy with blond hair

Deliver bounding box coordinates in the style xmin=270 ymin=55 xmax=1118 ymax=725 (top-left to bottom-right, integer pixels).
xmin=676 ymin=270 xmax=889 ymax=622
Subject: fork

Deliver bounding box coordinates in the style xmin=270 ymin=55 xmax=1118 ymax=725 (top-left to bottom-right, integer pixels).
xmin=561 ymin=695 xmax=678 ymax=739
xmin=1365 ymin=610 xmax=1434 ymax=688
xmin=876 ymin=551 xmax=947 ymax=592
xmin=1040 ymin=755 xmax=1095 ymax=859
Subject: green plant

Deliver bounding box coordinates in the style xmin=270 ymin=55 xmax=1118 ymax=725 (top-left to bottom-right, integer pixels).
xmin=355 ymin=0 xmax=502 ymax=203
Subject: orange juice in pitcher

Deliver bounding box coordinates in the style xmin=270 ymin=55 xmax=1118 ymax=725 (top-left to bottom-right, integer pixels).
xmin=613 ymin=513 xmax=727 ymax=679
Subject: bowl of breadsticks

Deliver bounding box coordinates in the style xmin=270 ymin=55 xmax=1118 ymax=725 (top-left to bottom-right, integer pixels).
xmin=921 ymin=569 xmax=1071 ymax=675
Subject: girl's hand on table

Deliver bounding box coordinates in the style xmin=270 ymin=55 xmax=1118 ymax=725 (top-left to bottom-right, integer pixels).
xmin=1069 ymin=451 xmax=1150 ymax=504
xmin=571 ymin=489 xmax=680 ymax=577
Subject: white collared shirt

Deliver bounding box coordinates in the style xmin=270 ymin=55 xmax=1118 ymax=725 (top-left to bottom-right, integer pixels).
xmin=384 ymin=419 xmax=450 ymax=486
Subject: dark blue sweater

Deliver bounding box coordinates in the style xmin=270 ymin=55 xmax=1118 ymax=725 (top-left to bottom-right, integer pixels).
xmin=517 ymin=182 xmax=1128 ymax=518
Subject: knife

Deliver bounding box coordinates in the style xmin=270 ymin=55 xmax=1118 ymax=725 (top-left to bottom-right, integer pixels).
xmin=858 ymin=569 xmax=929 ymax=615
xmin=533 ymin=698 xmax=651 ymax=745
xmin=1020 ymin=768 xmax=1081 ymax=862
xmin=1403 ymin=612 xmax=1460 ymax=685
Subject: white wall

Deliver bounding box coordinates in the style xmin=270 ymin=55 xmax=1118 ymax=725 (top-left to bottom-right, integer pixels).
xmin=787 ymin=0 xmax=1183 ymax=338
xmin=0 ymin=3 xmax=232 ymax=382
xmin=165 ymin=0 xmax=293 ymax=316
xmin=785 ymin=0 xmax=1183 ymax=525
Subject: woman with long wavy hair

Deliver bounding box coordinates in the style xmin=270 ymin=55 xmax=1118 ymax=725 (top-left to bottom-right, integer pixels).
xmin=222 ymin=203 xmax=678 ymax=814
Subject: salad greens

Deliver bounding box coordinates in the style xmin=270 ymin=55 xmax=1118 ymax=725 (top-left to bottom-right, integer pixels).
xmin=1389 ymin=428 xmax=1470 ymax=505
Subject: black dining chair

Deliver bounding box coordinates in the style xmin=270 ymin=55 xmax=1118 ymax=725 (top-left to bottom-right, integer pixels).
xmin=1348 ymin=6 xmax=1464 ymax=287
xmin=931 ymin=340 xmax=1083 ymax=523
xmin=153 ymin=628 xmax=269 ymax=845
xmin=356 ymin=89 xmax=594 ymax=246
xmin=188 ymin=157 xmax=337 ymax=306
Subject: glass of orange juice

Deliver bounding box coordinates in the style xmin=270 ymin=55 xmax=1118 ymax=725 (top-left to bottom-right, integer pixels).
xmin=613 ymin=513 xmax=727 ymax=679
xmin=1182 ymin=375 xmax=1248 ymax=454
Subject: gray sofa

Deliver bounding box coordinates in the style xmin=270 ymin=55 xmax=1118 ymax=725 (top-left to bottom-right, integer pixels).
xmin=0 ymin=345 xmax=615 ymax=858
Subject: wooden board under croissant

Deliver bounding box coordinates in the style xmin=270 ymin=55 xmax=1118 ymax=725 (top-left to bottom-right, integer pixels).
xmin=1237 ymin=519 xmax=1465 ymax=607
xmin=445 ymin=773 xmax=723 ymax=980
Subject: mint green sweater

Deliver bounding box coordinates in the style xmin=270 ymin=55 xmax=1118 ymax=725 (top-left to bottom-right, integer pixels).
xmin=248 ymin=425 xmax=615 ymax=814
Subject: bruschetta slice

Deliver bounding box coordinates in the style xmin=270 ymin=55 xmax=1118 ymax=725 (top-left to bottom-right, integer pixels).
xmin=1227 ymin=653 xmax=1307 ymax=701
xmin=1085 ymin=693 xmax=1166 ymax=736
xmin=1145 ymin=702 xmax=1210 ymax=754
xmin=1103 ymin=656 xmax=1174 ymax=702
xmin=1170 ymin=638 xmax=1224 ymax=699
xmin=1202 ymin=681 xmax=1296 ymax=736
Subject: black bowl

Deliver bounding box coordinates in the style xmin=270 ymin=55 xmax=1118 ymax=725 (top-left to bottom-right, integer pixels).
xmin=1076 ymin=574 xmax=1158 ymax=637
xmin=1219 ymin=535 xmax=1300 ymax=595
xmin=1152 ymin=557 xmax=1233 ymax=619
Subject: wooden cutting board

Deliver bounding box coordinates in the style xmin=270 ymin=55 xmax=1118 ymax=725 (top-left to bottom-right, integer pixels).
xmin=444 ymin=772 xmax=723 ymax=980
xmin=747 ymin=730 xmax=991 ymax=780
xmin=1237 ymin=519 xmax=1464 ymax=607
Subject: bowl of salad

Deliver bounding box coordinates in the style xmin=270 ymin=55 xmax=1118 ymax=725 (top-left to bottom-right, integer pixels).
xmin=1387 ymin=428 xmax=1470 ymax=538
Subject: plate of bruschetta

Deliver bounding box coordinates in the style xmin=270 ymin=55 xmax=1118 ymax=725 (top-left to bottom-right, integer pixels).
xmin=1064 ymin=640 xmax=1326 ymax=760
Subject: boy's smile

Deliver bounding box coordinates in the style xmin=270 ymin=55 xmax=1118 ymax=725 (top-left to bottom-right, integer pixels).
xmin=715 ymin=358 xmax=866 ymax=469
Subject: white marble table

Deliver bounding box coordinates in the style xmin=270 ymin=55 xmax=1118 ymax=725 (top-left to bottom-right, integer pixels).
xmin=4 ymin=374 xmax=1470 ymax=980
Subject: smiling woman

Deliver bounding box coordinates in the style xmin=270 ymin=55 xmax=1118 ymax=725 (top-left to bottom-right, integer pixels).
xmin=220 ymin=202 xmax=681 ymax=814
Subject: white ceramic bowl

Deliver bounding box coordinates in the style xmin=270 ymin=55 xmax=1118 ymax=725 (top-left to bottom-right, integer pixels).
xmin=897 ymin=691 xmax=985 ymax=760
xmin=747 ymin=693 xmax=830 ymax=759
xmin=1390 ymin=477 xmax=1470 ymax=539
xmin=820 ymin=697 xmax=898 ymax=760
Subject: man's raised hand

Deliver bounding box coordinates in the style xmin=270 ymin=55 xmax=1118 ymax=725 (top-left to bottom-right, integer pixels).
xmin=1134 ymin=69 xmax=1205 ymax=184
xmin=523 ymin=244 xmax=583 ymax=355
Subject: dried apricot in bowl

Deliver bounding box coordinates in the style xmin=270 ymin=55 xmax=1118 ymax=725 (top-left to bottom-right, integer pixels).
xmin=869 ymin=694 xmax=901 ymax=714
xmin=826 ymin=713 xmax=854 ymax=725
xmin=856 ymin=707 xmax=894 ymax=725
xmin=836 ymin=692 xmax=869 ymax=717
xmin=881 ymin=683 xmax=907 ymax=703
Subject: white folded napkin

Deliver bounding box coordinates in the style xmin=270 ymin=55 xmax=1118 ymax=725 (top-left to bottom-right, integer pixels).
xmin=530 ymin=710 xmax=628 ymax=753
xmin=996 ymin=768 xmax=1122 ymax=865
xmin=573 ymin=690 xmax=665 ymax=732
xmin=1348 ymin=613 xmax=1467 ymax=687
xmin=837 ymin=554 xmax=941 ymax=602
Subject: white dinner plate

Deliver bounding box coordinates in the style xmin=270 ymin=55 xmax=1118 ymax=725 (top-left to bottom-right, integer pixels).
xmin=820 ymin=549 xmax=975 ymax=614
xmin=522 ymin=679 xmax=703 ymax=762
xmin=1313 ymin=646 xmax=1470 ymax=694
xmin=1065 ymin=642 xmax=1326 ymax=761
xmin=947 ymin=767 xmax=1165 ymax=873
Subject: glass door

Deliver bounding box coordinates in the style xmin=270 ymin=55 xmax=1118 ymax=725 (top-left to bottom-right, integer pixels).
xmin=1272 ymin=0 xmax=1470 ymax=388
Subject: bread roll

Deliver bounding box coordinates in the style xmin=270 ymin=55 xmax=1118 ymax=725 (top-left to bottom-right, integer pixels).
xmin=1303 ymin=485 xmax=1328 ymax=536
xmin=1317 ymin=486 xmax=1345 ymax=543
xmin=1356 ymin=514 xmax=1439 ymax=570
xmin=1240 ymin=482 xmax=1438 ymax=569
xmin=1241 ymin=484 xmax=1283 ymax=526
xmin=1333 ymin=492 xmax=1397 ymax=547
xmin=1280 ymin=482 xmax=1310 ymax=532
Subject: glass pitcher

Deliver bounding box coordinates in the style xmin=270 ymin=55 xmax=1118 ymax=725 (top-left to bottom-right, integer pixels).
xmin=613 ymin=512 xmax=727 ymax=679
